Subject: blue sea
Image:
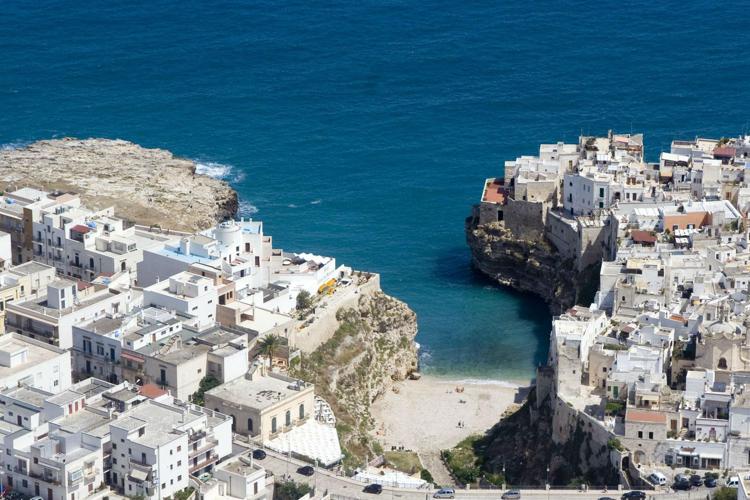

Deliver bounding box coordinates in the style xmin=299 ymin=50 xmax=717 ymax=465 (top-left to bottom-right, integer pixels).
xmin=1 ymin=1 xmax=749 ymax=382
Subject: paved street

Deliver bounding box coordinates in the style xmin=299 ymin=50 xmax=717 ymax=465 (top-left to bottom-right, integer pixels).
xmin=233 ymin=440 xmax=710 ymax=500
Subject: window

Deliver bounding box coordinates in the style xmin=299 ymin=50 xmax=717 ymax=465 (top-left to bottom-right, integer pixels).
xmin=177 ymin=445 xmax=181 ymax=452
xmin=718 ymin=358 xmax=728 ymax=370
xmin=178 ymin=475 xmax=182 ymax=481
xmin=247 ymin=418 xmax=253 ymax=433
xmin=112 ymin=443 xmax=117 ymax=450
xmin=648 ymin=432 xmax=653 ymax=439
xmin=285 ymin=410 xmax=291 ymax=426
xmin=271 ymin=417 xmax=277 ymax=434
xmin=162 ymin=483 xmax=166 ymax=489
xmin=638 ymin=431 xmax=643 ymax=438
xmin=299 ymin=404 xmax=305 ymax=420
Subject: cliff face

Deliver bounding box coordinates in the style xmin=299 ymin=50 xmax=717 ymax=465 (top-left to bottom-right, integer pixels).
xmin=466 ymin=217 xmax=596 ymax=313
xmin=290 ymin=291 xmax=419 ymax=468
xmin=0 ymin=138 xmax=238 ymax=231
xmin=474 ymin=387 xmax=620 ymax=487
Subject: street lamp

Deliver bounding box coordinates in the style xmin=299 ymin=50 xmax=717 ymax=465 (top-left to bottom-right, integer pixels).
xmin=546 ymin=466 xmax=550 ymax=500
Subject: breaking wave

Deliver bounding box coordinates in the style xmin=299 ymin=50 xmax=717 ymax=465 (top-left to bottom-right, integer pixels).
xmin=194 ymin=160 xmax=245 ymax=183
xmin=0 ymin=140 xmax=32 ymax=151
xmin=239 ymin=200 xmax=259 ymax=217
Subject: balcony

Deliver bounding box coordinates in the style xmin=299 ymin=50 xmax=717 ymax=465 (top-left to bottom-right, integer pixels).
xmin=189 ymin=429 xmax=207 ymax=442
xmin=189 ymin=452 xmax=219 ymax=474
xmin=189 ymin=438 xmax=218 ymax=458
xmin=129 ymin=458 xmax=154 ymax=472
xmin=28 ymin=470 xmax=61 ymax=486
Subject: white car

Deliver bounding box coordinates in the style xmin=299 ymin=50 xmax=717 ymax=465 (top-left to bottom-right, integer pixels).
xmin=648 ymin=471 xmax=667 ymax=486
xmin=726 ymin=476 xmax=740 ymax=488
xmin=433 ymin=488 xmax=455 ymax=499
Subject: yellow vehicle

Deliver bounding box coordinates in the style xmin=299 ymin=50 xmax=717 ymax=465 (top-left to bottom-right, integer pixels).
xmin=318 ymin=278 xmax=336 ymax=295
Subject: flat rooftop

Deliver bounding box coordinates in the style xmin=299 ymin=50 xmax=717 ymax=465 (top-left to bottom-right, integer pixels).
xmin=207 ymin=372 xmax=311 ymax=411
xmin=481 ymin=178 xmax=507 ymax=204
xmin=9 ymin=261 xmax=54 ymax=276
xmin=114 ymin=400 xmax=202 ymax=448
xmin=0 ymin=334 xmax=65 ymax=382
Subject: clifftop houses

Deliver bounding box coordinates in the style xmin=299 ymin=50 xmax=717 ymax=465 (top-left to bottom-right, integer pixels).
xmin=0 ymin=186 xmax=365 ymax=499
xmin=475 ymin=131 xmax=750 ymax=492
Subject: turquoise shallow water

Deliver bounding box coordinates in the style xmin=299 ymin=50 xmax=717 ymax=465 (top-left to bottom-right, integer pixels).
xmin=1 ymin=1 xmax=750 ymax=381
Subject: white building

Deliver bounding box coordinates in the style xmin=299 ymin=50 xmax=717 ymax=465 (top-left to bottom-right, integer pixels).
xmin=0 ymin=333 xmax=71 ymax=393
xmin=143 ymin=272 xmax=219 ymax=330
xmin=6 ymin=279 xmax=136 ymax=348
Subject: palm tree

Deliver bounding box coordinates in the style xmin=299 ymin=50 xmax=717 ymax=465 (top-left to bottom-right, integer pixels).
xmin=258 ymin=334 xmax=283 ymax=366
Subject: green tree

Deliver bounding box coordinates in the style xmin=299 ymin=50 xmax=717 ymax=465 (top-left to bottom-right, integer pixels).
xmin=274 ymin=480 xmax=311 ymax=500
xmin=713 ymin=486 xmax=737 ymax=500
xmin=191 ymin=375 xmax=220 ymax=406
xmin=296 ymin=290 xmax=313 ymax=311
xmin=259 ymin=334 xmax=284 ymax=364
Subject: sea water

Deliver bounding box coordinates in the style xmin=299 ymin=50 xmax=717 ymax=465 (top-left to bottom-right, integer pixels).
xmin=1 ymin=1 xmax=749 ymax=381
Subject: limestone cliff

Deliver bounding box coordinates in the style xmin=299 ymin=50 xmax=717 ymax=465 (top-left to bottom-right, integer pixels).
xmin=290 ymin=291 xmax=419 ymax=469
xmin=0 ymin=138 xmax=238 ymax=231
xmin=465 ymin=217 xmax=598 ymax=313
xmin=472 ymin=387 xmax=620 ymax=487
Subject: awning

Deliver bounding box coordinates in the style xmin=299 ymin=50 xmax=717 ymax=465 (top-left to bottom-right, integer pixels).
xmin=121 ymin=351 xmax=144 ymax=363
xmin=700 ymin=452 xmax=724 ymax=460
xmin=129 ymin=469 xmax=149 ymax=482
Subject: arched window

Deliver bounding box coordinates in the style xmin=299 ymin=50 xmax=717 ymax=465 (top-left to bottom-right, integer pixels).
xmin=299 ymin=404 xmax=305 ymax=420
xmin=247 ymin=418 xmax=254 ymax=433
xmin=718 ymin=358 xmax=728 ymax=370
xmin=271 ymin=417 xmax=277 ymax=433
xmin=285 ymin=410 xmax=291 ymax=426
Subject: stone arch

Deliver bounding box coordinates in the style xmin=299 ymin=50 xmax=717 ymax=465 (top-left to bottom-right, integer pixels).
xmin=633 ymin=450 xmax=646 ymax=465
xmin=718 ymin=357 xmax=728 ymax=370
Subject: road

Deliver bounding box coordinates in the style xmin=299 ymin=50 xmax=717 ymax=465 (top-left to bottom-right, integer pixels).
xmin=232 ymin=441 xmax=708 ymax=500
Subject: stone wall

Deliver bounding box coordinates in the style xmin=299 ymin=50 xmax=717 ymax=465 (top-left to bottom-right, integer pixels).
xmin=504 ymin=197 xmax=548 ymax=240
xmin=293 ymin=273 xmax=382 ymax=352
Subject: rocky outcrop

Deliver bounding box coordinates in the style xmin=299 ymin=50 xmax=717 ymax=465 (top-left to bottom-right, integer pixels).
xmin=290 ymin=291 xmax=418 ymax=468
xmin=473 ymin=386 xmax=620 ymax=487
xmin=0 ymin=138 xmax=238 ymax=231
xmin=466 ymin=217 xmax=597 ymax=313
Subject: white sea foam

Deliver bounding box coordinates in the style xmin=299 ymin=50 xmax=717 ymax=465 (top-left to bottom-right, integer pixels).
xmin=194 ymin=160 xmax=247 ymax=184
xmin=288 ymin=203 xmax=298 ymax=208
xmin=447 ymin=378 xmax=528 ymax=389
xmin=310 ymin=199 xmax=322 ymax=205
xmin=0 ymin=140 xmax=31 ymax=151
xmin=239 ymin=200 xmax=259 ymax=217
xmin=195 ymin=161 xmax=233 ymax=180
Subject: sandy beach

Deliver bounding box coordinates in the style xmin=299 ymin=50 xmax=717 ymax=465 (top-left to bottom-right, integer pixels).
xmin=371 ymin=376 xmax=530 ymax=453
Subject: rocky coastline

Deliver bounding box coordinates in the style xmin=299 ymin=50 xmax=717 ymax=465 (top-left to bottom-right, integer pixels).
xmin=465 ymin=216 xmax=598 ymax=314
xmin=290 ymin=291 xmax=419 ymax=469
xmin=0 ymin=138 xmax=238 ymax=232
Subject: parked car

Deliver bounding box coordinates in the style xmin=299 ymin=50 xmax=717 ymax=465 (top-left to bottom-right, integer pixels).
xmin=705 ymin=476 xmax=718 ymax=488
xmin=501 ymin=490 xmax=521 ymax=500
xmin=674 ymin=473 xmax=690 ymax=483
xmin=690 ymin=474 xmax=703 ymax=487
xmin=599 ymin=497 xmax=616 ymax=500
xmin=433 ymin=488 xmax=456 ymax=499
xmin=297 ymin=465 xmax=315 ymax=476
xmin=252 ymin=449 xmax=267 ymax=460
xmin=673 ymin=478 xmax=691 ymax=491
xmin=648 ymin=471 xmax=667 ymax=486
xmin=621 ymin=492 xmax=646 ymax=500
xmin=726 ymin=476 xmax=741 ymax=488
xmin=363 ymin=484 xmax=383 ymax=494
